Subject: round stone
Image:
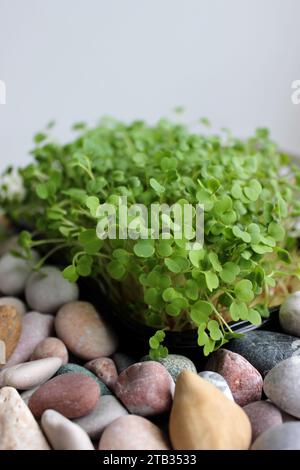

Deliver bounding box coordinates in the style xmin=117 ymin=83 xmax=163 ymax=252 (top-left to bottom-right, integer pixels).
xmin=25 ymin=266 xmax=79 ymax=314
xmin=0 ymin=305 xmax=22 ymax=360
xmin=28 ymin=373 xmax=100 ymax=419
xmin=263 ymin=356 xmax=300 ymax=418
xmin=0 ymin=250 xmax=38 ymax=296
xmin=141 ymin=354 xmax=197 ymax=382
xmin=205 ymin=349 xmax=263 ymax=406
xmin=198 ymin=371 xmax=234 ymax=400
xmin=0 ymin=297 xmax=26 ymax=316
xmin=31 ymin=337 xmax=69 ymax=364
xmin=0 ymin=357 xmax=62 ymax=390
xmin=252 ymin=422 xmax=300 ymax=450
xmin=99 ymin=415 xmax=170 ymax=450
xmin=55 ymin=363 xmax=111 ymax=396
xmin=243 ymin=401 xmax=282 ymax=442
xmin=279 ymin=291 xmax=300 ymax=337
xmin=41 ymin=409 xmax=94 ymax=450
xmin=74 ymin=395 xmax=128 ymax=440
xmin=84 ymin=357 xmax=118 ymax=390
xmin=115 ymin=361 xmax=174 ymax=416
xmin=55 ymin=301 xmax=118 ymax=360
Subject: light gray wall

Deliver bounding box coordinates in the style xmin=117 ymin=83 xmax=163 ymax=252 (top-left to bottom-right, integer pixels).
xmin=0 ymin=0 xmax=300 ymax=173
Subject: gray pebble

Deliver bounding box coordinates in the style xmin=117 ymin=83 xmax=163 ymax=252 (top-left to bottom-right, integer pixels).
xmin=252 ymin=422 xmax=300 ymax=450
xmin=198 ymin=371 xmax=234 ymax=400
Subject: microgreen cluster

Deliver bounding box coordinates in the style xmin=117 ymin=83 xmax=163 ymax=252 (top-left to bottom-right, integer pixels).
xmin=1 ymin=118 xmax=300 ymax=356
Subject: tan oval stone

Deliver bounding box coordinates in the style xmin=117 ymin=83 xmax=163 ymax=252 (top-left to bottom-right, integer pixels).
xmin=169 ymin=370 xmax=252 ymax=450
xmin=0 ymin=305 xmax=22 ymax=360
xmin=55 ymin=301 xmax=118 ymax=360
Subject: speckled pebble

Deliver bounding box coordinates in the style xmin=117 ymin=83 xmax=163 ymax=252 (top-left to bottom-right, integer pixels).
xmin=84 ymin=357 xmax=118 ymax=390
xmin=55 ymin=363 xmax=111 ymax=396
xmin=205 ymin=349 xmax=263 ymax=406
xmin=115 ymin=361 xmax=174 ymax=416
xmin=141 ymin=354 xmax=197 ymax=382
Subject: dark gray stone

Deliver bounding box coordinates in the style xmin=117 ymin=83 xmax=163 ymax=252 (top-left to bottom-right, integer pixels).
xmin=252 ymin=422 xmax=300 ymax=450
xmin=55 ymin=363 xmax=111 ymax=396
xmin=226 ymin=330 xmax=300 ymax=376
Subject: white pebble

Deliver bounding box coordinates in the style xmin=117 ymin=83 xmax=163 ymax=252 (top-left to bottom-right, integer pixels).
xmin=41 ymin=409 xmax=94 ymax=450
xmin=25 ymin=265 xmax=79 ymax=314
xmin=0 ymin=250 xmax=38 ymax=296
xmin=0 ymin=357 xmax=62 ymax=390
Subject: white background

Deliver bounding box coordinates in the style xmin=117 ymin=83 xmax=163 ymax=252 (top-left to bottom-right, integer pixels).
xmin=0 ymin=0 xmax=300 ymax=172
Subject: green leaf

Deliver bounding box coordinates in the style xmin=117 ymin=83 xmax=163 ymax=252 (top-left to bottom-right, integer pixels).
xmin=204 ymin=337 xmax=216 ymax=356
xmin=230 ymin=301 xmax=248 ymax=321
xmin=62 ymin=265 xmax=78 ymax=282
xmin=248 ymin=308 xmax=262 ymax=326
xmin=244 ymin=179 xmax=262 ymax=201
xmin=220 ymin=262 xmax=240 ymax=283
xmin=107 ymin=260 xmax=126 ymax=280
xmin=185 ymin=279 xmax=199 ymax=301
xmin=234 ymin=279 xmax=254 ymax=302
xmin=204 ymin=271 xmax=219 ymax=291
xmin=162 ymin=287 xmax=181 ymax=302
xmin=268 ymin=222 xmax=285 ymax=241
xmin=191 ymin=300 xmax=213 ymax=324
xmin=189 ymin=249 xmax=205 ymax=268
xmin=232 ymin=225 xmax=251 ymax=243
xmin=134 ymin=240 xmax=155 ymax=258
xmin=164 ymin=256 xmax=189 ymax=273
xmin=207 ymin=320 xmax=222 ymax=340
xmin=197 ymin=323 xmax=209 ymax=346
xmin=79 ymin=229 xmax=102 ymax=254
xmin=156 ymin=240 xmax=173 ymax=257
xmin=214 ymin=195 xmax=232 ymax=214
xmin=208 ymin=252 xmax=222 ymax=272
xmin=149 ymin=178 xmax=165 ymax=195
xmin=36 ymin=183 xmax=48 ymax=199
xmin=85 ymin=196 xmax=99 ymax=217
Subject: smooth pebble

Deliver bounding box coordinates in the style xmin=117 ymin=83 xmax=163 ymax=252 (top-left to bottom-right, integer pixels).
xmin=31 ymin=337 xmax=69 ymax=364
xmin=41 ymin=409 xmax=94 ymax=450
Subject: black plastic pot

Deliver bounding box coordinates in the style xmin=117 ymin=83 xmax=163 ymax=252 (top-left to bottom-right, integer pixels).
xmin=79 ymin=277 xmax=280 ymax=360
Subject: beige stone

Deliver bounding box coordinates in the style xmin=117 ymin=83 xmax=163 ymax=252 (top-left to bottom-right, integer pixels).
xmin=169 ymin=370 xmax=252 ymax=450
xmin=0 ymin=387 xmax=50 ymax=450
xmin=1 ymin=357 xmax=62 ymax=390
